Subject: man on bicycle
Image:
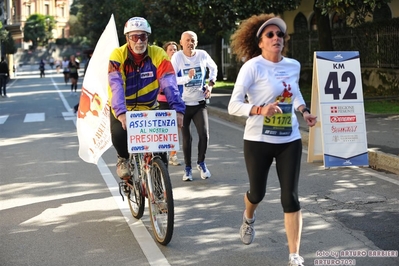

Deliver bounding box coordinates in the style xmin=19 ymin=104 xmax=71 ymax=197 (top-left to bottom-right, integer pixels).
xmin=108 ymin=17 xmax=185 ymax=179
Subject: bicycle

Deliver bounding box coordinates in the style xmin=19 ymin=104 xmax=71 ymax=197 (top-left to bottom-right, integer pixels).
xmin=119 ymin=152 xmax=174 ymax=245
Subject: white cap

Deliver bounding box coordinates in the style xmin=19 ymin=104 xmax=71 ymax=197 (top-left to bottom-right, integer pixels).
xmin=256 ymin=17 xmax=287 ymax=38
xmin=124 ymin=17 xmax=151 ymax=35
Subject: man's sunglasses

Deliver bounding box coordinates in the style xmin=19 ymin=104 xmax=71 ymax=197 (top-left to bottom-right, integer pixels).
xmin=127 ymin=33 xmax=148 ymax=42
xmin=265 ymin=31 xmax=285 ymax=39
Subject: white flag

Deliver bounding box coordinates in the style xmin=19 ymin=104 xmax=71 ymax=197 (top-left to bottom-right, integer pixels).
xmin=77 ymin=14 xmax=119 ymax=164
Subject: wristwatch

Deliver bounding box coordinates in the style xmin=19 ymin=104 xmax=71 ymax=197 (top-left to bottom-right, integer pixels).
xmin=301 ymin=107 xmax=311 ymax=116
xmin=208 ymin=80 xmax=215 ymax=87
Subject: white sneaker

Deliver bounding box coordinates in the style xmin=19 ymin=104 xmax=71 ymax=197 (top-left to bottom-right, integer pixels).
xmin=239 ymin=210 xmax=256 ymax=245
xmin=288 ymin=254 xmax=304 ymax=266
xmin=196 ymin=162 xmax=211 ymax=179
xmin=182 ymin=167 xmax=193 ymax=181
xmin=169 ymin=154 xmax=181 ymax=166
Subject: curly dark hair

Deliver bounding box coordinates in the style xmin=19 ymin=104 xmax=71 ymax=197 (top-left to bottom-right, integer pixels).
xmin=230 ymin=14 xmax=290 ymax=62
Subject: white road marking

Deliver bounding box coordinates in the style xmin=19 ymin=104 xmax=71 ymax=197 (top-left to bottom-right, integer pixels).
xmin=23 ymin=113 xmax=45 ymax=122
xmin=96 ymin=157 xmax=171 ymax=266
xmin=0 ymin=115 xmax=8 ymax=124
xmin=62 ymin=111 xmax=77 ymax=121
xmin=51 ymin=77 xmax=171 ymax=266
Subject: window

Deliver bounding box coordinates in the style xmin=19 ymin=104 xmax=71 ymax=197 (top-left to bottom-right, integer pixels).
xmin=373 ymin=3 xmax=392 ymax=21
xmin=45 ymin=4 xmax=49 ymax=15
xmin=294 ymin=12 xmax=308 ymax=32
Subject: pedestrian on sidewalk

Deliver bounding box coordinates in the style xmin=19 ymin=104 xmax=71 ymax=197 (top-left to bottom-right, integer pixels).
xmin=68 ymin=55 xmax=80 ymax=96
xmin=158 ymin=41 xmax=182 ymax=166
xmin=62 ymin=57 xmax=70 ymax=84
xmin=49 ymin=57 xmax=55 ymax=69
xmin=171 ymin=31 xmax=217 ymax=181
xmin=39 ymin=59 xmax=45 ymax=78
xmin=228 ymin=14 xmax=317 ymax=266
xmin=55 ymin=58 xmax=61 ymax=73
xmin=73 ymin=50 xmax=94 ymax=114
xmin=0 ymin=56 xmax=9 ymax=97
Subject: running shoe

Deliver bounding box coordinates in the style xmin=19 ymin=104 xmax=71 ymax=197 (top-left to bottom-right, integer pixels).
xmin=116 ymin=157 xmax=130 ymax=179
xmin=197 ymin=161 xmax=211 ymax=179
xmin=288 ymin=254 xmax=305 ymax=266
xmin=169 ymin=154 xmax=181 ymax=166
xmin=182 ymin=166 xmax=193 ymax=181
xmin=239 ymin=211 xmax=256 ymax=245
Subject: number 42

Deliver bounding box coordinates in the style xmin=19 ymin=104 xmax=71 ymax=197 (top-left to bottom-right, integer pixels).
xmin=324 ymin=71 xmax=357 ymax=100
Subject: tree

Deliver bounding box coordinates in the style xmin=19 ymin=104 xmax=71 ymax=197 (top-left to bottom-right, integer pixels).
xmin=0 ymin=21 xmax=8 ymax=43
xmin=70 ymin=0 xmax=302 ymax=79
xmin=142 ymin=0 xmax=302 ymax=80
xmin=4 ymin=31 xmax=17 ymax=55
xmin=70 ymin=0 xmax=83 ymax=16
xmin=69 ymin=15 xmax=84 ymax=37
xmin=314 ymin=0 xmax=392 ymax=50
xmin=0 ymin=21 xmax=10 ymax=56
xmin=44 ymin=16 xmax=57 ymax=43
xmin=313 ymin=2 xmax=333 ymax=51
xmin=23 ymin=14 xmax=56 ymax=49
xmin=72 ymin=0 xmax=145 ymax=47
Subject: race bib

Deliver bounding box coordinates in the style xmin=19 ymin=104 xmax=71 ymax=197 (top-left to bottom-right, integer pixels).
xmin=262 ymin=104 xmax=293 ymax=136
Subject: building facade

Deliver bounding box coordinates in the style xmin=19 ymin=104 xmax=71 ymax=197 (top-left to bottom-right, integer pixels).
xmin=2 ymin=0 xmax=70 ymax=48
xmin=282 ymin=1 xmax=399 ymax=34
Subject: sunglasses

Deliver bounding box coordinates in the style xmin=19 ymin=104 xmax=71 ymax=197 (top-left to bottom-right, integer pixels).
xmin=127 ymin=33 xmax=148 ymax=42
xmin=265 ymin=31 xmax=285 ymax=38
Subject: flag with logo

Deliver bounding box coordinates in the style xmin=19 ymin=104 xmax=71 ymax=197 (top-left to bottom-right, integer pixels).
xmin=77 ymin=14 xmax=119 ymax=164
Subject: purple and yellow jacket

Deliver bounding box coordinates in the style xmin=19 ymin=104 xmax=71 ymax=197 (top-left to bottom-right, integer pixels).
xmin=108 ymin=44 xmax=185 ymax=118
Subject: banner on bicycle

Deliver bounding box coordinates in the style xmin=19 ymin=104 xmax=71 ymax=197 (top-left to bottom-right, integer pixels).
xmin=126 ymin=110 xmax=180 ymax=153
xmin=77 ymin=14 xmax=119 ymax=164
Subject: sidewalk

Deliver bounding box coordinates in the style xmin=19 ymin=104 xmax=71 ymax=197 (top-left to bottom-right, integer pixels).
xmin=207 ymin=89 xmax=399 ymax=175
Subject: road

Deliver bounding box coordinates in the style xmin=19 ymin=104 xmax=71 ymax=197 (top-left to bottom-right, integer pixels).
xmin=1 ymin=73 xmax=399 ymax=266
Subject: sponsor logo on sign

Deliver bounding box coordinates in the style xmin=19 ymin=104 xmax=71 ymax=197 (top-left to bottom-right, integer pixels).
xmin=130 ymin=112 xmax=148 ymax=118
xmin=332 ymin=135 xmax=359 ymax=143
xmin=330 ymin=115 xmax=357 ymax=123
xmin=331 ymin=125 xmax=357 ymax=133
xmin=158 ymin=144 xmax=175 ymax=149
xmin=131 ymin=145 xmax=149 ymax=151
xmin=330 ymin=106 xmax=355 ymax=114
xmin=155 ymin=111 xmax=172 ymax=117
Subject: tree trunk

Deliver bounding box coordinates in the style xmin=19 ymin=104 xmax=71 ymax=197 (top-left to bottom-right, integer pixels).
xmin=314 ymin=1 xmax=334 ymax=51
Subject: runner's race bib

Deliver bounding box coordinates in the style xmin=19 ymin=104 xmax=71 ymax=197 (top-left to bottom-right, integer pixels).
xmin=262 ymin=103 xmax=293 ymax=136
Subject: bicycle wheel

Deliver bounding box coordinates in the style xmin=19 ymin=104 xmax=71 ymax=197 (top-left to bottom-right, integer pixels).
xmin=127 ymin=155 xmax=145 ymax=219
xmin=147 ymin=157 xmax=174 ymax=245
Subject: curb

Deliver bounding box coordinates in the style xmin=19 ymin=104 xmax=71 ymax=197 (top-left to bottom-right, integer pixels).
xmin=207 ymin=106 xmax=399 ymax=175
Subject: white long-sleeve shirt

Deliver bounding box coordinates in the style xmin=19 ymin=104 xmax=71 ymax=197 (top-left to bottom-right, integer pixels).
xmin=228 ymin=55 xmax=306 ymax=144
xmin=171 ymin=49 xmax=217 ymax=105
